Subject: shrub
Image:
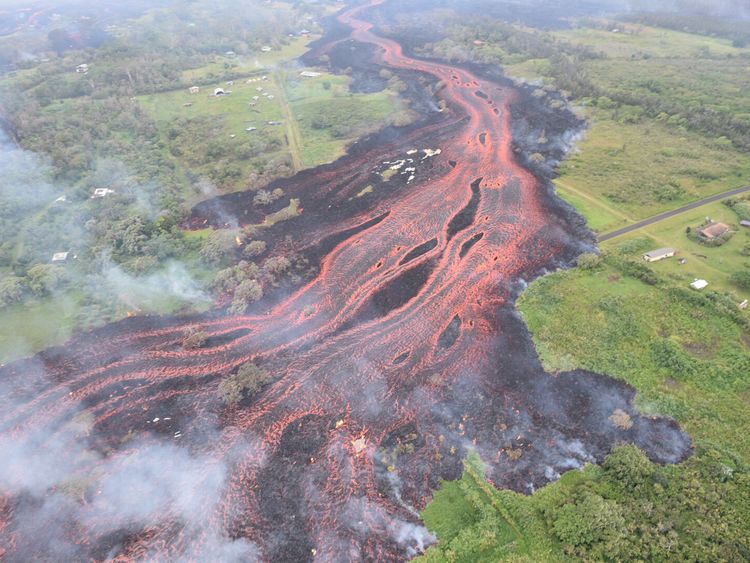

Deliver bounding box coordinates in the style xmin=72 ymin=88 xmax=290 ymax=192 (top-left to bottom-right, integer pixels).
xmin=182 ymin=328 xmax=208 ymax=349
xmin=218 ymin=361 xmax=272 ymax=404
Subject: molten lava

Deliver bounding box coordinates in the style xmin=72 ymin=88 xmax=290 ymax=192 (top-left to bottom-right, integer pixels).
xmin=0 ymin=1 xmax=690 ymax=561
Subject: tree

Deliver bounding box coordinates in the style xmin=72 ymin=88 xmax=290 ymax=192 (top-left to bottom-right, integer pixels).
xmin=0 ymin=276 xmax=25 ymax=307
xmin=26 ymin=264 xmax=67 ymax=295
xmin=603 ymin=444 xmax=654 ymax=491
xmin=217 ymin=361 xmax=272 ymax=404
xmin=200 ymin=230 xmax=237 ymax=266
xmin=230 ymin=279 xmax=263 ymax=313
xmin=243 ymin=240 xmax=267 ymax=258
xmin=552 ymin=492 xmax=625 ymax=550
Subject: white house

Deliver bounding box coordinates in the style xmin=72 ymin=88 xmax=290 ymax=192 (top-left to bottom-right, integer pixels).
xmin=189 ymin=86 xmax=200 ymax=94
xmin=643 ymin=248 xmax=676 ymax=262
xmin=300 ymin=71 xmax=321 ymax=78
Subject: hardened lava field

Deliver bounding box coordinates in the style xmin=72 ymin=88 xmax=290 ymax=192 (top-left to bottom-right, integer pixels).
xmin=0 ymin=1 xmax=691 ymax=561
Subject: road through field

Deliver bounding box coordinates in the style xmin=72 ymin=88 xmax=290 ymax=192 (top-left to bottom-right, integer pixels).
xmin=598 ymin=184 xmax=750 ymax=242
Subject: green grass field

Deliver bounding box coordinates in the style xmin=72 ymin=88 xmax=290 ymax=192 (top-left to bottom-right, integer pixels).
xmin=553 ymin=22 xmax=750 ymax=59
xmin=555 ymin=108 xmax=750 ymax=231
xmin=518 ymin=264 xmax=750 ymax=457
xmin=0 ymin=293 xmax=81 ymax=364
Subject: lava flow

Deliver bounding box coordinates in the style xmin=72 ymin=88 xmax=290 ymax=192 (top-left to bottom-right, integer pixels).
xmin=0 ymin=1 xmax=691 ymax=561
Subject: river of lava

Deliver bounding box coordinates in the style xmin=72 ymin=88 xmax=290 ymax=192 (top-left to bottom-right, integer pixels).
xmin=0 ymin=1 xmax=691 ymax=561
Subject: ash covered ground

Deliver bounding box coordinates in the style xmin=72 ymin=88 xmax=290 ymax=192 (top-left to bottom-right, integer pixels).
xmin=0 ymin=1 xmax=691 ymax=561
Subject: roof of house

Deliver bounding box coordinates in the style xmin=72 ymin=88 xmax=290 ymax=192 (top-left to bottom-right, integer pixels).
xmin=699 ymin=222 xmax=730 ymax=238
xmin=52 ymin=251 xmax=69 ymax=261
xmin=690 ymin=279 xmax=709 ymax=290
xmin=740 ymin=220 xmax=750 ymax=227
xmin=644 ymin=247 xmax=675 ymax=259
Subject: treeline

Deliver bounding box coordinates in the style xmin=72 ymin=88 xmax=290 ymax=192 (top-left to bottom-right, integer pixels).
xmin=420 ymin=18 xmax=603 ymax=65
xmin=620 ymin=12 xmax=750 ymax=47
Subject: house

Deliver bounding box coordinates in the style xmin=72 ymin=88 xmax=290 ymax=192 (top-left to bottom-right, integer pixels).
xmin=740 ymin=299 xmax=748 ymax=310
xmin=75 ymin=63 xmax=89 ymax=74
xmin=643 ymin=247 xmax=675 ymax=262
xmin=188 ymin=86 xmax=200 ymax=94
xmin=51 ymin=251 xmax=70 ymax=262
xmin=246 ymin=127 xmax=257 ymax=132
xmin=261 ymin=46 xmax=272 ymax=52
xmin=299 ymin=29 xmax=311 ymax=36
xmin=741 ymin=220 xmax=750 ymax=229
xmin=214 ymin=87 xmax=226 ymax=96
xmin=698 ymin=222 xmax=730 ymax=239
xmin=690 ymin=279 xmax=709 ymax=290
xmin=224 ymin=50 xmax=236 ymax=57
xmin=92 ymin=188 xmax=115 ymax=198
xmin=300 ymin=71 xmax=321 ymax=78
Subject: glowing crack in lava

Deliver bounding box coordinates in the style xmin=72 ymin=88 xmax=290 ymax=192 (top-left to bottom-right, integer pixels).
xmin=0 ymin=1 xmax=690 ymax=560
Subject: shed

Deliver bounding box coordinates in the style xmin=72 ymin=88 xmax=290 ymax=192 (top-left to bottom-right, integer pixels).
xmin=188 ymin=86 xmax=200 ymax=94
xmin=92 ymin=188 xmax=115 ymax=198
xmin=740 ymin=299 xmax=748 ymax=310
xmin=741 ymin=220 xmax=750 ymax=229
xmin=51 ymin=251 xmax=70 ymax=262
xmin=300 ymin=71 xmax=321 ymax=78
xmin=261 ymin=46 xmax=272 ymax=52
xmin=643 ymin=247 xmax=675 ymax=262
xmin=690 ymin=279 xmax=709 ymax=290
xmin=214 ymin=88 xmax=226 ymax=96
xmin=75 ymin=63 xmax=89 ymax=74
xmin=698 ymin=222 xmax=730 ymax=239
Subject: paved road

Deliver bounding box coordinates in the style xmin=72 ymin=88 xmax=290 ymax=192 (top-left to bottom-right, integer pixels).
xmin=598 ymin=185 xmax=750 ymax=242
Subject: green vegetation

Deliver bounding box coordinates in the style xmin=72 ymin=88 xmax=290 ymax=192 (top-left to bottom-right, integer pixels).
xmin=419 ymin=254 xmax=750 ymax=561
xmin=420 ymin=445 xmax=749 ymax=562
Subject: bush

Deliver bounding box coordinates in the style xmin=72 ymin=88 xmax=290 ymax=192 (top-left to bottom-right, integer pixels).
xmin=182 ymin=328 xmax=208 ymax=349
xmin=229 ymin=279 xmax=263 ymax=313
xmin=729 ymin=269 xmax=750 ymax=290
xmin=243 ymin=240 xmax=267 ymax=258
xmin=576 ymin=252 xmax=602 ymax=271
xmin=0 ymin=276 xmax=25 ymax=307
xmin=218 ymin=361 xmax=272 ymax=404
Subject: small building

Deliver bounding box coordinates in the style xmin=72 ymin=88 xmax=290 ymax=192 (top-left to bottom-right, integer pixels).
xmin=698 ymin=222 xmax=730 ymax=239
xmin=51 ymin=251 xmax=69 ymax=262
xmin=226 ymin=81 xmax=234 ymax=86
xmin=300 ymin=70 xmax=321 ymax=78
xmin=54 ymin=195 xmax=67 ymax=204
xmin=224 ymin=50 xmax=236 ymax=57
xmin=299 ymin=29 xmax=311 ymax=36
xmin=75 ymin=63 xmax=89 ymax=74
xmin=741 ymin=220 xmax=750 ymax=229
xmin=92 ymin=188 xmax=115 ymax=198
xmin=188 ymin=86 xmax=200 ymax=94
xmin=260 ymin=46 xmax=272 ymax=52
xmin=690 ymin=279 xmax=709 ymax=291
xmin=740 ymin=299 xmax=748 ymax=310
xmin=246 ymin=127 xmax=257 ymax=132
xmin=643 ymin=247 xmax=675 ymax=262
xmin=214 ymin=87 xmax=226 ymax=96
